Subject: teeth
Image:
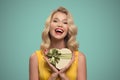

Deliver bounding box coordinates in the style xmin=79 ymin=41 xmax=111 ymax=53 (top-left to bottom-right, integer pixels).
xmin=56 ymin=29 xmax=63 ymax=32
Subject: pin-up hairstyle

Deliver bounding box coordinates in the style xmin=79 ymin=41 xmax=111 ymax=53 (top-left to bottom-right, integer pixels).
xmin=40 ymin=6 xmax=79 ymax=52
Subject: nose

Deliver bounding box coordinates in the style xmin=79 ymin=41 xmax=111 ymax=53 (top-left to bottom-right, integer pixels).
xmin=58 ymin=22 xmax=62 ymax=27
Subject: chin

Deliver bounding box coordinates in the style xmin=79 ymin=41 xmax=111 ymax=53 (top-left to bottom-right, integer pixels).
xmin=54 ymin=36 xmax=65 ymax=40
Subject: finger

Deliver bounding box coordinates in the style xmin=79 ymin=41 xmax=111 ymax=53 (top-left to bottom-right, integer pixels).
xmin=44 ymin=49 xmax=49 ymax=55
xmin=44 ymin=57 xmax=54 ymax=67
xmin=44 ymin=56 xmax=58 ymax=72
xmin=48 ymin=73 xmax=58 ymax=80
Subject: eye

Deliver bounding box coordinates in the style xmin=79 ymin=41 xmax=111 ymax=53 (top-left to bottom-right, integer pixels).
xmin=63 ymin=22 xmax=68 ymax=24
xmin=53 ymin=20 xmax=58 ymax=23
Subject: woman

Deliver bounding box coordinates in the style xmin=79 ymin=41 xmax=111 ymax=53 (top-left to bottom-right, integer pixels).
xmin=29 ymin=7 xmax=87 ymax=80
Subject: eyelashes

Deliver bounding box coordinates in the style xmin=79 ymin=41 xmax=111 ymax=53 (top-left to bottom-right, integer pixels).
xmin=53 ymin=20 xmax=57 ymax=22
xmin=63 ymin=22 xmax=68 ymax=24
xmin=52 ymin=20 xmax=68 ymax=24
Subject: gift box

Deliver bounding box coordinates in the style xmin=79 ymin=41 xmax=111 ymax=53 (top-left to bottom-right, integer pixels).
xmin=46 ymin=48 xmax=72 ymax=69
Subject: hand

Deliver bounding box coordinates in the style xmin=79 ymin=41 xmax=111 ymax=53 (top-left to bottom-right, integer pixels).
xmin=44 ymin=56 xmax=59 ymax=80
xmin=48 ymin=73 xmax=58 ymax=80
xmin=58 ymin=52 xmax=75 ymax=80
xmin=59 ymin=73 xmax=69 ymax=80
xmin=44 ymin=51 xmax=75 ymax=80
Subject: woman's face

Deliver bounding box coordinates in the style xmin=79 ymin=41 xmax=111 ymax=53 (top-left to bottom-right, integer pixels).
xmin=49 ymin=12 xmax=69 ymax=40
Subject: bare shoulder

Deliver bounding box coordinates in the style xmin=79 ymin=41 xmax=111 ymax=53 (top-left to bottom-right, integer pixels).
xmin=29 ymin=52 xmax=39 ymax=80
xmin=29 ymin=52 xmax=38 ymax=64
xmin=78 ymin=51 xmax=86 ymax=61
xmin=77 ymin=51 xmax=87 ymax=80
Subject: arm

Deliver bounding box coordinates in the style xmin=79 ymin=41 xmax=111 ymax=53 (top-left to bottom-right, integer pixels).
xmin=29 ymin=53 xmax=39 ymax=80
xmin=44 ymin=57 xmax=59 ymax=80
xmin=44 ymin=54 xmax=75 ymax=80
xmin=77 ymin=52 xmax=87 ymax=80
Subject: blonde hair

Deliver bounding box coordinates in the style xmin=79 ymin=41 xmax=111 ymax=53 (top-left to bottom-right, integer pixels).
xmin=40 ymin=7 xmax=79 ymax=52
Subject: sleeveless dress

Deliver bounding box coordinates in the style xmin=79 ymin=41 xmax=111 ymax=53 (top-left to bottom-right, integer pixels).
xmin=36 ymin=50 xmax=79 ymax=80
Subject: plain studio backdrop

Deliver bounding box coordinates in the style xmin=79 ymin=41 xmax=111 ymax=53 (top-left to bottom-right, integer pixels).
xmin=0 ymin=0 xmax=120 ymax=80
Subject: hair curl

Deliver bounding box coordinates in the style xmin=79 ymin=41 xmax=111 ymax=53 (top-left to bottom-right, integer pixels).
xmin=40 ymin=7 xmax=79 ymax=52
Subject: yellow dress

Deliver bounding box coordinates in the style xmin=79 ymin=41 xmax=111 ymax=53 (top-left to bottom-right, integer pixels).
xmin=36 ymin=50 xmax=79 ymax=80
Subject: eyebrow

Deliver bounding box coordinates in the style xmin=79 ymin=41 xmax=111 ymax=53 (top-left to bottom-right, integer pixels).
xmin=53 ymin=18 xmax=67 ymax=21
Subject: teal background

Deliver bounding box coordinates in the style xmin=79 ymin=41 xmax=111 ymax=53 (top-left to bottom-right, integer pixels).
xmin=0 ymin=0 xmax=120 ymax=80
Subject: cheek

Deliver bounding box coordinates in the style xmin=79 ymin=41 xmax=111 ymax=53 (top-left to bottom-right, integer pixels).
xmin=50 ymin=22 xmax=56 ymax=28
xmin=64 ymin=25 xmax=69 ymax=32
xmin=49 ymin=23 xmax=56 ymax=34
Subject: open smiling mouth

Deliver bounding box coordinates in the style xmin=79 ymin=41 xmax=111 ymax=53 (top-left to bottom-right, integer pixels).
xmin=55 ymin=28 xmax=64 ymax=34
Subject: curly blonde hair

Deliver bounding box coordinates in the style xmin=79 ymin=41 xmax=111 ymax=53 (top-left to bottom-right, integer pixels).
xmin=40 ymin=7 xmax=79 ymax=52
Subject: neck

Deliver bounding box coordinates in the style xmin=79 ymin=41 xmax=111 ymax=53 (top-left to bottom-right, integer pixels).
xmin=50 ymin=38 xmax=66 ymax=49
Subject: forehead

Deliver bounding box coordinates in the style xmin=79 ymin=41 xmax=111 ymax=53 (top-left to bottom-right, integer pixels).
xmin=52 ymin=12 xmax=67 ymax=20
